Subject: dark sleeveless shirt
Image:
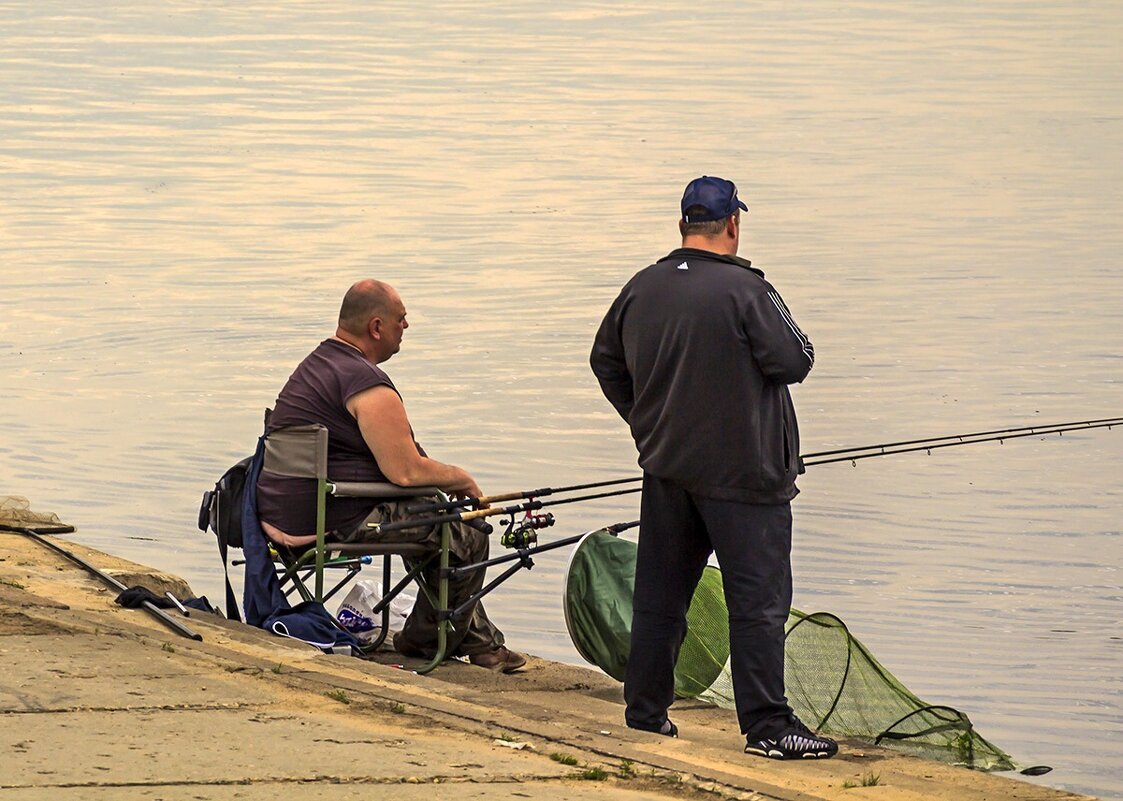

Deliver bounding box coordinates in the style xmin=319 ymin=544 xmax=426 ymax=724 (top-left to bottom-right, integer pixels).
xmin=256 ymin=339 xmax=419 ymax=535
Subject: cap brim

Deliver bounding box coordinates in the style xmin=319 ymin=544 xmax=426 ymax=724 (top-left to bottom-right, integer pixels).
xmin=736 ymin=199 xmax=748 ymax=212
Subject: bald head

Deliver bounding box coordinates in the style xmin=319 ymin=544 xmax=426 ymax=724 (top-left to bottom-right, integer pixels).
xmin=338 ymin=279 xmax=398 ymax=336
xmin=334 ymin=279 xmax=410 ymax=364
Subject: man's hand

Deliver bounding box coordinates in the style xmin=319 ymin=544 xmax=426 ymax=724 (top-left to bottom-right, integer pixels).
xmin=449 ymin=482 xmax=485 ymax=503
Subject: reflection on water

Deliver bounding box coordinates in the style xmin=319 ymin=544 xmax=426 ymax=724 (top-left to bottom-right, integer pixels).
xmin=1 ymin=2 xmax=1120 ymax=797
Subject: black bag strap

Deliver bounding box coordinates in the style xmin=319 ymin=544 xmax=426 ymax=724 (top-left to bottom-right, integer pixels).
xmin=199 ymin=472 xmax=244 ymax=623
xmin=215 ymin=484 xmax=242 ymax=623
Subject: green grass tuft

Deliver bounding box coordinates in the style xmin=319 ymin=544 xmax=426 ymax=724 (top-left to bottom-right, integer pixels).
xmin=842 ymin=772 xmax=881 ymax=789
xmin=574 ymin=766 xmax=608 ymax=781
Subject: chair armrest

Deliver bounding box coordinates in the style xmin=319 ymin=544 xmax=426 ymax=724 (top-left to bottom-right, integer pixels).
xmin=329 ymin=482 xmax=440 ymax=499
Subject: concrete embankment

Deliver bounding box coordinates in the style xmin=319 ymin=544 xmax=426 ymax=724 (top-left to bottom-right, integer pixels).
xmin=0 ymin=530 xmax=1095 ymax=801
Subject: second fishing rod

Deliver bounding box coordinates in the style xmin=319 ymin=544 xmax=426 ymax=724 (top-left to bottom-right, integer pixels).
xmin=403 ymin=475 xmax=641 ymax=516
xmin=400 ymin=415 xmax=1122 ymax=518
xmin=369 ymin=485 xmax=642 ymax=536
xmin=382 ymin=415 xmax=1121 ymax=534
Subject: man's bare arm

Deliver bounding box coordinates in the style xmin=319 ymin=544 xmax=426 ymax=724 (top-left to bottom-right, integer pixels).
xmin=347 ymin=385 xmax=483 ymax=498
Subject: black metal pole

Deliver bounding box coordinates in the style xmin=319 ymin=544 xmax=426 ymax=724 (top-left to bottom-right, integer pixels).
xmin=448 ymin=522 xmax=640 ymax=616
xmin=451 ymin=519 xmax=641 ymax=576
xmin=0 ymin=524 xmax=202 ymax=642
xmin=451 ymin=531 xmax=593 ymax=576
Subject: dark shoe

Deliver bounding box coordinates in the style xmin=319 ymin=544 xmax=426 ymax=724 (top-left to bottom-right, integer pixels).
xmin=745 ymin=719 xmax=837 ymax=760
xmin=392 ymin=631 xmax=431 ymax=660
xmin=468 ymin=646 xmax=527 ymax=673
xmin=627 ymin=718 xmax=678 ymax=738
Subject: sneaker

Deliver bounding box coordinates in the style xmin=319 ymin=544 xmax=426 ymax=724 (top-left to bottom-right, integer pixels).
xmin=745 ymin=720 xmax=837 ymax=760
xmin=468 ymin=646 xmax=528 ymax=674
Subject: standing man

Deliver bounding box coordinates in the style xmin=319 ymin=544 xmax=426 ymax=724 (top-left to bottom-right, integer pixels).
xmin=589 ymin=176 xmax=835 ymax=758
xmin=257 ymin=279 xmax=525 ymax=673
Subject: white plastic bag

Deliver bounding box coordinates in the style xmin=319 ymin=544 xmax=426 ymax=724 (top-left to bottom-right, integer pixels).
xmin=336 ymin=580 xmax=414 ymax=645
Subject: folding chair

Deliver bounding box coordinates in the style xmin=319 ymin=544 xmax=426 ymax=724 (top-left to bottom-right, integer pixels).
xmin=261 ymin=423 xmax=452 ymax=673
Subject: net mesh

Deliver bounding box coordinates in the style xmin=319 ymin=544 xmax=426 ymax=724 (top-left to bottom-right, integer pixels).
xmin=565 ymin=529 xmax=1017 ymax=771
xmin=674 ymin=565 xmax=729 ymax=698
xmin=0 ymin=496 xmax=68 ymax=529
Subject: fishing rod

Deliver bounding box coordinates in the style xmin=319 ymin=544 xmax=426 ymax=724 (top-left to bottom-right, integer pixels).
xmin=373 ymin=415 xmax=1120 ymax=535
xmin=368 ymin=486 xmax=642 ymax=536
xmin=803 ymin=417 xmax=1122 ymax=466
xmin=0 ymin=523 xmax=202 ymax=642
xmin=802 ymin=416 xmax=1123 ymax=460
xmin=404 ymin=475 xmax=643 ymax=516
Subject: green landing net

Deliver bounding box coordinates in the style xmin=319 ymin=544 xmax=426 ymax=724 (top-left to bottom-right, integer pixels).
xmin=563 ymin=528 xmax=1017 ymax=772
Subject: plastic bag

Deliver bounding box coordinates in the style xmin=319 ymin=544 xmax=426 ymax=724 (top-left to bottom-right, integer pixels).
xmin=335 ymin=580 xmax=414 ymax=645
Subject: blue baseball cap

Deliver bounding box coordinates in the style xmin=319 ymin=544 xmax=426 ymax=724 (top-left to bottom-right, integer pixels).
xmin=680 ymin=176 xmax=748 ymax=223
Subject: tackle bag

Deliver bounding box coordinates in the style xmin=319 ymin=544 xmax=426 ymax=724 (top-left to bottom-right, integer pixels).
xmin=198 ymin=455 xmax=253 ymax=549
xmin=197 ymin=455 xmax=253 ymax=621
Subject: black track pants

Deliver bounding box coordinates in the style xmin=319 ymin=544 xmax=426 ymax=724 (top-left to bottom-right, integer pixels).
xmin=624 ymin=474 xmax=795 ymax=738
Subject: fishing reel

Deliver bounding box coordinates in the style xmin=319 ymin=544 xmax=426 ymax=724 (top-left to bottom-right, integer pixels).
xmin=499 ymin=511 xmax=555 ymax=550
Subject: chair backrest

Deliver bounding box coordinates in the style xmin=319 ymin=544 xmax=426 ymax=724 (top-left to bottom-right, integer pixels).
xmin=263 ymin=424 xmax=328 ymax=481
xmin=264 ymin=423 xmax=440 ymax=500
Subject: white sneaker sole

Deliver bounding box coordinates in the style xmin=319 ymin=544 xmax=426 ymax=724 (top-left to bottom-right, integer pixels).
xmin=745 ymin=745 xmax=834 ymax=759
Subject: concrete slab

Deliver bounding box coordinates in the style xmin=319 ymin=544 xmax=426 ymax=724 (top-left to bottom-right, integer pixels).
xmin=0 ymin=705 xmax=579 ymax=787
xmin=0 ymin=634 xmax=276 ymax=712
xmin=0 ymin=532 xmax=1094 ymax=801
xmin=0 ymin=779 xmax=691 ymax=801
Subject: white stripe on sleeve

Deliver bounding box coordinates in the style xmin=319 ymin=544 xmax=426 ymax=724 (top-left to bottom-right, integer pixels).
xmin=768 ymin=291 xmax=815 ymax=367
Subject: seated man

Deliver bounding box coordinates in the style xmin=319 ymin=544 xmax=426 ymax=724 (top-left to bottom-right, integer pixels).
xmin=256 ymin=278 xmax=525 ymax=673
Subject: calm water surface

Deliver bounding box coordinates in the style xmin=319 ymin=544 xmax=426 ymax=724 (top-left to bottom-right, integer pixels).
xmin=2 ymin=2 xmax=1120 ymax=797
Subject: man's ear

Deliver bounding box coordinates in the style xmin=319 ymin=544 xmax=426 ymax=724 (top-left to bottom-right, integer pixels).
xmin=368 ymin=316 xmax=382 ymax=340
xmin=725 ymin=215 xmax=738 ymax=238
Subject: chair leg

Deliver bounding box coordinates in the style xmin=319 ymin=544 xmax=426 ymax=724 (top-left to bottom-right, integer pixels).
xmin=280 ymin=564 xmax=314 ymax=603
xmin=358 ymin=556 xmax=394 ymax=654
xmin=359 ymin=553 xmax=434 ymax=656
xmin=290 ymin=575 xmax=314 ymax=603
xmin=314 ymin=478 xmax=329 ymax=601
xmin=415 ymin=521 xmax=451 ymax=675
xmin=321 ymin=566 xmax=361 ymax=604
xmin=373 ymin=555 xmax=393 ymax=649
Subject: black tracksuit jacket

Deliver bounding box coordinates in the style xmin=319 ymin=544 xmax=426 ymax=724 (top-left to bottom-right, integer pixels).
xmin=590 ymin=247 xmax=814 ymax=505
